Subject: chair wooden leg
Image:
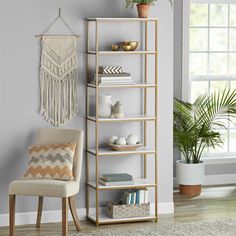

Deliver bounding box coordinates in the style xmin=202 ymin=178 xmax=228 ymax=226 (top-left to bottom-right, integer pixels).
xmin=69 ymin=196 xmax=81 ymax=231
xmin=9 ymin=195 xmax=16 ymax=236
xmin=62 ymin=197 xmax=68 ymax=236
xmin=36 ymin=196 xmax=43 ymax=228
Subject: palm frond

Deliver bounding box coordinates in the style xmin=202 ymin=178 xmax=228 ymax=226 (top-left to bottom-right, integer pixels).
xmin=174 ymin=88 xmax=236 ymax=163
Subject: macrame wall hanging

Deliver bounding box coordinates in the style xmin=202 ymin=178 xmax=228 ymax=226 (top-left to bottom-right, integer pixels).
xmin=36 ymin=9 xmax=80 ymax=127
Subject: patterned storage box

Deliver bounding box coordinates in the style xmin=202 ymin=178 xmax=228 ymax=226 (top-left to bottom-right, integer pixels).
xmin=106 ymin=202 xmax=150 ymax=219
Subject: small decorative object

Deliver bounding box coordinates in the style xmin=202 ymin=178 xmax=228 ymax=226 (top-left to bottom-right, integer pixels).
xmin=126 ymin=134 xmax=139 ymax=145
xmin=37 ymin=8 xmax=80 ymax=127
xmin=98 ymin=94 xmax=113 ymax=117
xmin=121 ymin=41 xmax=138 ymax=51
xmin=99 ymin=66 xmax=123 ymax=74
xmin=107 ymin=142 xmax=142 ymax=151
xmin=122 ymin=44 xmax=132 ymax=51
xmin=125 ymin=0 xmax=173 ymax=18
xmin=111 ymin=44 xmax=120 ymax=51
xmin=107 ymin=134 xmax=142 ymax=151
xmin=108 ymin=135 xmax=119 ymax=144
xmin=115 ymin=137 xmax=127 ymax=145
xmin=113 ymin=100 xmax=124 ymax=118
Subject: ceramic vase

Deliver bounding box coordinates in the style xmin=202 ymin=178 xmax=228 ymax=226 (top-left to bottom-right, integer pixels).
xmin=113 ymin=100 xmax=124 ymax=118
xmin=98 ymin=94 xmax=113 ymax=118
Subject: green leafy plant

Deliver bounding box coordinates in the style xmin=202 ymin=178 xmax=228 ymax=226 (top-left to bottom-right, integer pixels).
xmin=125 ymin=0 xmax=172 ymax=7
xmin=174 ymin=89 xmax=236 ymax=164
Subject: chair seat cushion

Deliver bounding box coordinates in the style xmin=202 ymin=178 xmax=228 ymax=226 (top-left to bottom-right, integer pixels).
xmin=9 ymin=179 xmax=80 ymax=197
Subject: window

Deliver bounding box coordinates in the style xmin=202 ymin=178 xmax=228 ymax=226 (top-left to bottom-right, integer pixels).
xmin=183 ymin=0 xmax=236 ymax=156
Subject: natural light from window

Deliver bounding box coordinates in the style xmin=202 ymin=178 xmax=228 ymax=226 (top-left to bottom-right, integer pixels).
xmin=186 ymin=1 xmax=236 ymax=156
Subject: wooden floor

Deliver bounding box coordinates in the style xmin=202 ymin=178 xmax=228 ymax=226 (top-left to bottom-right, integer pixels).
xmin=1 ymin=185 xmax=236 ymax=235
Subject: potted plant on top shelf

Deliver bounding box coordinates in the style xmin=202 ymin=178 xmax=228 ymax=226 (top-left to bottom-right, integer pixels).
xmin=125 ymin=0 xmax=173 ymax=18
xmin=174 ymin=89 xmax=236 ymax=196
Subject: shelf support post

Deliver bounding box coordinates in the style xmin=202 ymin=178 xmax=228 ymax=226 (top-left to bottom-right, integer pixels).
xmin=86 ymin=20 xmax=90 ymax=218
xmin=155 ymin=19 xmax=159 ymax=223
xmin=95 ymin=19 xmax=100 ymax=227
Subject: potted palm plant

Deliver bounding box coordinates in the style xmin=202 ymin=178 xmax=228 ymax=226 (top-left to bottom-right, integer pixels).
xmin=174 ymin=89 xmax=236 ymax=196
xmin=125 ymin=0 xmax=172 ymax=18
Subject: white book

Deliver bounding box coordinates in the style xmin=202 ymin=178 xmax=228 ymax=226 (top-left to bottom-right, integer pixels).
xmin=144 ymin=190 xmax=149 ymax=203
xmin=139 ymin=190 xmax=145 ymax=204
xmin=99 ymin=179 xmax=134 ymax=186
xmin=100 ymin=77 xmax=132 ymax=81
xmin=133 ymin=192 xmax=136 ymax=204
xmin=100 ymin=81 xmax=135 ymax=84
xmin=100 ymin=78 xmax=133 ymax=82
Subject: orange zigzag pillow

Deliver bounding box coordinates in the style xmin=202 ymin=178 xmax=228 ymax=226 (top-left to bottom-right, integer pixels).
xmin=24 ymin=143 xmax=76 ymax=181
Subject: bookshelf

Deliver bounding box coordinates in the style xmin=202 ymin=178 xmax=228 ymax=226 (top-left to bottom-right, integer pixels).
xmin=86 ymin=18 xmax=158 ymax=226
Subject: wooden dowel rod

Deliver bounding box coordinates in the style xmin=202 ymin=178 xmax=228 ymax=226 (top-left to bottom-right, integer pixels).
xmin=34 ymin=34 xmax=80 ymax=38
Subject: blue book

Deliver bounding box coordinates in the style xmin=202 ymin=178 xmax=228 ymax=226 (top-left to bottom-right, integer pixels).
xmin=136 ymin=190 xmax=140 ymax=204
xmin=130 ymin=192 xmax=134 ymax=204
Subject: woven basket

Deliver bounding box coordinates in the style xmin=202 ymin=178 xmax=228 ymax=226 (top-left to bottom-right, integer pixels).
xmin=107 ymin=202 xmax=150 ymax=219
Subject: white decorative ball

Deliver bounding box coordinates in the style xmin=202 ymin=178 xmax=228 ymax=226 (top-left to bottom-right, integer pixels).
xmin=126 ymin=134 xmax=139 ymax=145
xmin=108 ymin=136 xmax=118 ymax=144
xmin=115 ymin=137 xmax=127 ymax=145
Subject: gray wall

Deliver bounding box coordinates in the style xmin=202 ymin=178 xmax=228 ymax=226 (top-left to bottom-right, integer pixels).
xmin=0 ymin=0 xmax=173 ymax=215
xmin=173 ymin=0 xmax=236 ymax=178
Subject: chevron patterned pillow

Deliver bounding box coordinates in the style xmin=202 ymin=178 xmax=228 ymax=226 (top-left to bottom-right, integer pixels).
xmin=24 ymin=143 xmax=76 ymax=181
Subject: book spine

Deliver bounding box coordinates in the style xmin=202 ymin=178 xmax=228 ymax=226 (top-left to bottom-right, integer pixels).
xmin=133 ymin=192 xmax=136 ymax=204
xmin=144 ymin=190 xmax=149 ymax=203
xmin=130 ymin=192 xmax=134 ymax=204
xmin=136 ymin=190 xmax=140 ymax=204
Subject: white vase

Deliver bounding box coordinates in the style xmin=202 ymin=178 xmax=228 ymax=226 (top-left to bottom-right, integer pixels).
xmin=98 ymin=94 xmax=113 ymax=118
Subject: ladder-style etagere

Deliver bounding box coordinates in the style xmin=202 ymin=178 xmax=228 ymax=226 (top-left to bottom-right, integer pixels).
xmin=85 ymin=18 xmax=158 ymax=226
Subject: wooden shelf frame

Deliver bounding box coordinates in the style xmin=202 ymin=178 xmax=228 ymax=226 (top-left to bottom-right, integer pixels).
xmin=85 ymin=17 xmax=158 ymax=226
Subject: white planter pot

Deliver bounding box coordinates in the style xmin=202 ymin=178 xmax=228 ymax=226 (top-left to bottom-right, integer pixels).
xmin=176 ymin=160 xmax=205 ymax=185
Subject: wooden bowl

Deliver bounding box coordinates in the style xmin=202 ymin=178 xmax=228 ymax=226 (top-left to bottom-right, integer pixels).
xmin=107 ymin=142 xmax=143 ymax=151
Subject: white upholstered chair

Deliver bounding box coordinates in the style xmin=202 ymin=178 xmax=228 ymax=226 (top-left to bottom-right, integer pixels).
xmin=9 ymin=128 xmax=84 ymax=236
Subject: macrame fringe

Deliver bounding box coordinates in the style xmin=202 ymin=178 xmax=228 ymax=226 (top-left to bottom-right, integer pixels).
xmin=39 ymin=36 xmax=78 ymax=127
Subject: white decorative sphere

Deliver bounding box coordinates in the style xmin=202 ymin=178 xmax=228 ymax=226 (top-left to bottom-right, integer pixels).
xmin=115 ymin=137 xmax=127 ymax=145
xmin=108 ymin=136 xmax=118 ymax=144
xmin=126 ymin=134 xmax=139 ymax=145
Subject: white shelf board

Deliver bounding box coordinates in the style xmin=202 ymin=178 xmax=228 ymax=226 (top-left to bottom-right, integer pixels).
xmin=86 ymin=17 xmax=158 ymax=22
xmin=87 ymin=82 xmax=156 ymax=88
xmin=87 ymin=50 xmax=157 ymax=55
xmin=87 ymin=178 xmax=156 ymax=190
xmin=87 ymin=147 xmax=156 ymax=156
xmin=87 ymin=213 xmax=155 ymax=224
xmin=87 ymin=114 xmax=156 ymax=122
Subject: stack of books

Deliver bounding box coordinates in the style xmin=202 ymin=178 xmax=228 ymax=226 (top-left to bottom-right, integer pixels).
xmin=121 ymin=189 xmax=149 ymax=205
xmin=93 ymin=73 xmax=135 ymax=85
xmin=99 ymin=173 xmax=134 ymax=186
xmin=91 ymin=66 xmax=135 ymax=85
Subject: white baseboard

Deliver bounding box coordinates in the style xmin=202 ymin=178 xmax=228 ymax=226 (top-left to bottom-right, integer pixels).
xmin=174 ymin=174 xmax=236 ymax=187
xmin=0 ymin=202 xmax=174 ymax=227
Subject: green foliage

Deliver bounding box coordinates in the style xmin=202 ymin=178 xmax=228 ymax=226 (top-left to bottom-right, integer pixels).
xmin=126 ymin=0 xmax=157 ymax=8
xmin=125 ymin=0 xmax=172 ymax=8
xmin=174 ymin=88 xmax=236 ymax=164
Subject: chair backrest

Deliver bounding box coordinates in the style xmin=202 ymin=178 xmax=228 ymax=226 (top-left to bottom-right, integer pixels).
xmin=35 ymin=128 xmax=84 ymax=182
